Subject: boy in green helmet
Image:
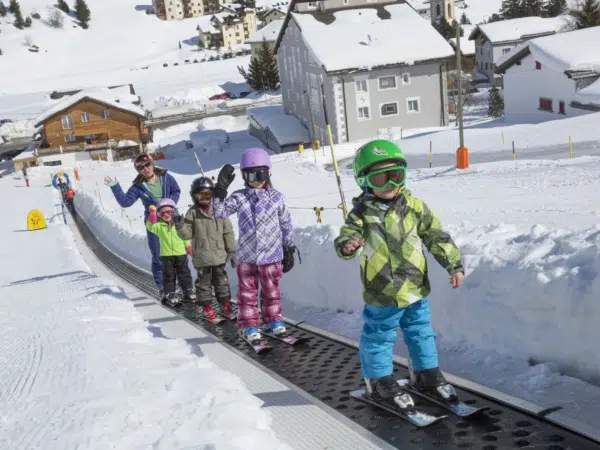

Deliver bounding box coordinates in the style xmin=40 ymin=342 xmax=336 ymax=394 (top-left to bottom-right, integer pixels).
xmin=334 ymin=139 xmax=465 ymax=409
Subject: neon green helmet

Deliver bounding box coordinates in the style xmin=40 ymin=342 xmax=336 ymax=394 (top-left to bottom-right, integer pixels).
xmin=353 ymin=140 xmax=407 ymax=189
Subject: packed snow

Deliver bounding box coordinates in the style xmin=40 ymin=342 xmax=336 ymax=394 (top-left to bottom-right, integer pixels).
xmin=0 ymin=172 xmax=288 ymax=449
xmin=44 ymin=109 xmax=600 ymax=432
xmin=247 ymin=18 xmax=284 ymax=44
xmin=468 ymin=16 xmax=574 ymax=43
xmin=291 ymin=4 xmax=454 ymax=72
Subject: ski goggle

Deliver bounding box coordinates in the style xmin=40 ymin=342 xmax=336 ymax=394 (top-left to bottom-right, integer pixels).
xmin=193 ymin=190 xmax=212 ymax=200
xmin=242 ymin=167 xmax=269 ymax=183
xmin=358 ymin=165 xmax=406 ymax=190
xmin=136 ymin=161 xmax=152 ymax=171
xmin=157 ymin=207 xmax=173 ymax=218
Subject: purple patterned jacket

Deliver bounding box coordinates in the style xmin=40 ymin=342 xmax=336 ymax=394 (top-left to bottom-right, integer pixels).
xmin=212 ymin=187 xmax=294 ymax=266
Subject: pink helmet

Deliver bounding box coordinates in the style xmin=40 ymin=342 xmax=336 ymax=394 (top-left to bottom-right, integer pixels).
xmin=156 ymin=198 xmax=176 ymax=215
xmin=240 ymin=147 xmax=271 ymax=170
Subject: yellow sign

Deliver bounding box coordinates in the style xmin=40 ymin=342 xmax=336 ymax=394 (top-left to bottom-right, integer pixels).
xmin=57 ymin=171 xmax=64 ymax=177
xmin=27 ymin=210 xmax=47 ymax=231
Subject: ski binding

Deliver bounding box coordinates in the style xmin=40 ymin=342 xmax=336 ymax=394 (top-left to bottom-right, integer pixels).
xmin=350 ymin=389 xmax=446 ymax=427
xmin=239 ymin=334 xmax=272 ymax=354
xmin=397 ymin=378 xmax=489 ymax=417
xmin=260 ymin=328 xmax=309 ymax=346
xmin=200 ymin=313 xmax=225 ymax=325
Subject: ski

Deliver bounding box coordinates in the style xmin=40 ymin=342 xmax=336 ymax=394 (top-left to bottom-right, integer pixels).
xmin=239 ymin=335 xmax=272 ymax=354
xmin=218 ymin=310 xmax=237 ymax=321
xmin=260 ymin=328 xmax=309 ymax=346
xmin=200 ymin=314 xmax=226 ymax=325
xmin=397 ymin=379 xmax=489 ymax=417
xmin=350 ymin=389 xmax=447 ymax=427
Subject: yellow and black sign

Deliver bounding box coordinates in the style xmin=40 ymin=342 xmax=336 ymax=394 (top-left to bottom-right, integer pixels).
xmin=27 ymin=210 xmax=47 ymax=231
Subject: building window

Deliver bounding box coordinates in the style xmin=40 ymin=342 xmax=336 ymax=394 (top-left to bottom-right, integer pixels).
xmin=355 ymin=80 xmax=368 ymax=92
xmin=406 ymin=97 xmax=420 ymax=114
xmin=81 ymin=112 xmax=90 ymax=122
xmin=101 ymin=110 xmax=110 ymax=120
xmin=380 ymin=102 xmax=399 ymax=116
xmin=559 ymin=101 xmax=565 ymax=114
xmin=502 ymin=48 xmax=511 ymax=55
xmin=535 ymin=61 xmax=542 ymax=70
xmin=436 ymin=4 xmax=441 ymax=16
xmin=378 ymin=76 xmax=396 ymax=90
xmin=64 ymin=134 xmax=76 ymax=143
xmin=447 ymin=3 xmax=451 ymax=17
xmin=61 ymin=115 xmax=73 ymax=129
xmin=539 ymin=97 xmax=553 ymax=111
xmin=401 ymin=73 xmax=410 ymax=85
xmin=358 ymin=106 xmax=370 ymax=120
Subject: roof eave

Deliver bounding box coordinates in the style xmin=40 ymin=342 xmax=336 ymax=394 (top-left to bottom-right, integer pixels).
xmin=565 ymin=70 xmax=600 ymax=79
xmin=569 ymin=100 xmax=600 ymax=112
xmin=494 ymin=46 xmax=531 ymax=75
xmin=324 ymin=55 xmax=454 ymax=76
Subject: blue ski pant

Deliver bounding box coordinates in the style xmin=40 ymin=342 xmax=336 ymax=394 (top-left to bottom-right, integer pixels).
xmin=147 ymin=229 xmax=163 ymax=289
xmin=359 ymin=299 xmax=438 ymax=379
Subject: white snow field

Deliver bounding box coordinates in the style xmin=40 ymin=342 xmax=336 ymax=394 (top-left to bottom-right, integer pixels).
xmin=0 ymin=172 xmax=292 ymax=449
xmin=59 ymin=110 xmax=600 ymax=433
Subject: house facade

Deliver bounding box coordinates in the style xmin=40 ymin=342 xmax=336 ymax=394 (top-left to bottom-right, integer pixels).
xmin=247 ymin=19 xmax=283 ymax=58
xmin=153 ymin=0 xmax=223 ymax=20
xmin=198 ymin=3 xmax=257 ymax=49
xmin=274 ymin=1 xmax=453 ymax=145
xmin=259 ymin=6 xmax=286 ymax=24
xmin=468 ymin=16 xmax=573 ymax=87
xmin=408 ymin=0 xmax=464 ymax=24
xmin=34 ymin=94 xmax=150 ymax=156
xmin=495 ymin=26 xmax=600 ymax=121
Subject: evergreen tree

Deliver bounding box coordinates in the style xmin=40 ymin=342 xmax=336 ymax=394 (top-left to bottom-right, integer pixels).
xmin=487 ymin=12 xmax=505 ymax=22
xmin=237 ymin=38 xmax=279 ymax=91
xmin=434 ymin=17 xmax=457 ymax=40
xmin=0 ymin=1 xmax=7 ymax=17
xmin=13 ymin=6 xmax=25 ymax=29
xmin=488 ymin=87 xmax=504 ymax=118
xmin=460 ymin=12 xmax=471 ymax=24
xmin=74 ymin=0 xmax=90 ymax=28
xmin=24 ymin=15 xmax=31 ymax=26
xmin=500 ymin=0 xmax=523 ymax=18
xmin=544 ymin=0 xmax=567 ymax=16
xmin=8 ymin=0 xmax=17 ymax=13
xmin=570 ymin=0 xmax=600 ymax=29
xmin=521 ymin=0 xmax=544 ymax=16
xmin=57 ymin=0 xmax=69 ymax=14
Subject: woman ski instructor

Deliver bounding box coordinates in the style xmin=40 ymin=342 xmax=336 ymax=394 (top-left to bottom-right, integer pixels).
xmin=104 ymin=154 xmax=181 ymax=298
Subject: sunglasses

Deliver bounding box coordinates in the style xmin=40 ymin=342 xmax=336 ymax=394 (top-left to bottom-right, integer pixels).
xmin=358 ymin=165 xmax=406 ymax=190
xmin=242 ymin=167 xmax=269 ymax=183
xmin=136 ymin=161 xmax=152 ymax=171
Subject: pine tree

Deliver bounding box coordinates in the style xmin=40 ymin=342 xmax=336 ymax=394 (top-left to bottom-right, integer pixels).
xmin=570 ymin=0 xmax=600 ymax=29
xmin=500 ymin=0 xmax=523 ymax=19
xmin=8 ymin=0 xmax=17 ymax=13
xmin=13 ymin=5 xmax=25 ymax=29
xmin=460 ymin=12 xmax=471 ymax=24
xmin=57 ymin=0 xmax=69 ymax=14
xmin=74 ymin=0 xmax=90 ymax=29
xmin=0 ymin=1 xmax=7 ymax=17
xmin=237 ymin=38 xmax=279 ymax=91
xmin=520 ymin=0 xmax=544 ymax=16
xmin=434 ymin=17 xmax=457 ymax=40
xmin=487 ymin=13 xmax=505 ymax=22
xmin=488 ymin=87 xmax=504 ymax=118
xmin=24 ymin=15 xmax=31 ymax=27
xmin=545 ymin=0 xmax=567 ymax=16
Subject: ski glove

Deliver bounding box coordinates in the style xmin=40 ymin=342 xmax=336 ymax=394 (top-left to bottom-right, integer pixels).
xmin=148 ymin=205 xmax=158 ymax=224
xmin=172 ymin=209 xmax=184 ymax=228
xmin=227 ymin=253 xmax=237 ymax=269
xmin=282 ymin=245 xmax=301 ymax=273
xmin=214 ymin=164 xmax=236 ymax=201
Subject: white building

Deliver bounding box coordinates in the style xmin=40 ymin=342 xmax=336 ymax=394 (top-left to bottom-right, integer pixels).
xmin=468 ymin=16 xmax=574 ymax=86
xmin=495 ymin=26 xmax=600 ymax=122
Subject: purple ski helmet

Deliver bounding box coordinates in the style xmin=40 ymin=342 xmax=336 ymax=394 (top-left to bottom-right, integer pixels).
xmin=240 ymin=147 xmax=271 ymax=170
xmin=156 ymin=198 xmax=176 ymax=214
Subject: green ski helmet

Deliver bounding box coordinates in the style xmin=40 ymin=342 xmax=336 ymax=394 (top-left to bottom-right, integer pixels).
xmin=353 ymin=139 xmax=407 ymax=189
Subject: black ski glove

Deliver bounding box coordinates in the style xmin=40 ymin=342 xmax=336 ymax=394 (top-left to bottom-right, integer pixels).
xmin=228 ymin=253 xmax=237 ymax=269
xmin=282 ymin=245 xmax=300 ymax=273
xmin=172 ymin=209 xmax=184 ymax=228
xmin=214 ymin=164 xmax=236 ymax=201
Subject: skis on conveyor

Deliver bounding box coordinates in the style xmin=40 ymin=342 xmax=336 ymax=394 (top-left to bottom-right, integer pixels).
xmin=397 ymin=378 xmax=489 ymax=418
xmin=199 ymin=313 xmax=226 ymax=325
xmin=350 ymin=389 xmax=447 ymax=427
xmin=260 ymin=328 xmax=309 ymax=346
xmin=239 ymin=333 xmax=273 ymax=354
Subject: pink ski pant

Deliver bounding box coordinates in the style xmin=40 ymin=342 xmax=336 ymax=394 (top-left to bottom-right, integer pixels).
xmin=236 ymin=261 xmax=283 ymax=328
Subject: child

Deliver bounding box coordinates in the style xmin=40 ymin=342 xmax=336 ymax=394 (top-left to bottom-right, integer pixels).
xmin=146 ymin=198 xmax=196 ymax=306
xmin=174 ymin=176 xmax=236 ymax=320
xmin=212 ymin=147 xmax=297 ymax=344
xmin=333 ymin=139 xmax=465 ymax=408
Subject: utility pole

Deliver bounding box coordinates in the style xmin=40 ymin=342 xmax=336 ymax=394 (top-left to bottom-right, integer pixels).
xmin=455 ymin=21 xmax=468 ymax=169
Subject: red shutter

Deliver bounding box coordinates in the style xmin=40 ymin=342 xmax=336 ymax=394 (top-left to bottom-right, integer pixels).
xmin=559 ymin=101 xmax=565 ymax=114
xmin=535 ymin=61 xmax=542 ymax=70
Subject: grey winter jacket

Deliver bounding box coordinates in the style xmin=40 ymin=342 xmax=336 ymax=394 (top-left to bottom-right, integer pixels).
xmin=176 ymin=205 xmax=236 ymax=268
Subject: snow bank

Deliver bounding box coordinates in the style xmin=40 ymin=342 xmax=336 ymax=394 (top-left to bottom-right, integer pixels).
xmin=0 ymin=119 xmax=36 ymax=139
xmin=190 ymin=129 xmax=229 ymax=152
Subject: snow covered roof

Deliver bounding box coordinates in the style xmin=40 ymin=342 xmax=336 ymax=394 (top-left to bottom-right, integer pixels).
xmin=286 ymin=4 xmax=454 ymax=73
xmin=449 ymin=25 xmax=476 ymax=55
xmin=247 ymin=19 xmax=284 ymax=44
xmin=248 ymin=105 xmax=309 ymax=146
xmin=34 ymin=90 xmax=146 ymax=127
xmin=468 ymin=16 xmax=574 ymax=44
xmin=574 ymin=78 xmax=600 ymax=107
xmin=496 ymin=26 xmax=600 ymax=75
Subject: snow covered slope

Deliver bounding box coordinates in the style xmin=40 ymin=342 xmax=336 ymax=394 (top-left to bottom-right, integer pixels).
xmin=0 ymin=167 xmax=287 ymax=449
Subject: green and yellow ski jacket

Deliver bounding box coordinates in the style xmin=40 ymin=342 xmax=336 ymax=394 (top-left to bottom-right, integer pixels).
xmin=334 ymin=189 xmax=463 ymax=308
xmin=146 ymin=220 xmax=191 ymax=257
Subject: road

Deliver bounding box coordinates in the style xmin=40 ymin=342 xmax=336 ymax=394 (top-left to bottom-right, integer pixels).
xmin=326 ymin=139 xmax=600 ymax=171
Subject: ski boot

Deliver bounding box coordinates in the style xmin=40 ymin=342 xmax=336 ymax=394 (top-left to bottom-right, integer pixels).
xmin=365 ymin=375 xmax=416 ymax=412
xmin=158 ymin=288 xmax=165 ymax=302
xmin=410 ymin=367 xmax=459 ymax=404
xmin=221 ymin=301 xmax=235 ymax=319
xmin=242 ymin=326 xmax=261 ymax=345
xmin=203 ymin=305 xmax=217 ymax=321
xmin=184 ymin=288 xmax=197 ymax=303
xmin=264 ymin=319 xmax=286 ymax=337
xmin=164 ymin=292 xmax=182 ymax=307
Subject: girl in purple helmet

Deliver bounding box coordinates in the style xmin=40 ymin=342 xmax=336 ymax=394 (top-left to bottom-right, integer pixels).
xmin=212 ymin=148 xmax=297 ymax=345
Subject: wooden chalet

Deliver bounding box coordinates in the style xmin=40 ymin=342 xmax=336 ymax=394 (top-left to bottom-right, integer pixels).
xmin=34 ymin=92 xmax=151 ymax=157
